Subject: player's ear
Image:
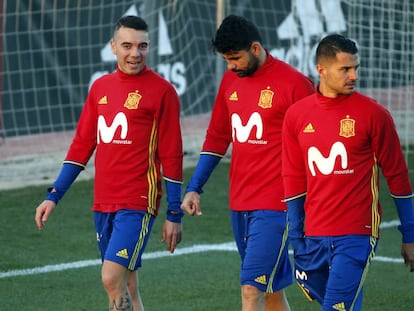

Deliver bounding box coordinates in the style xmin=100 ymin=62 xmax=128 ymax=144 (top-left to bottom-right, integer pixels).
xmin=250 ymin=42 xmax=261 ymax=56
xmin=316 ymin=63 xmax=324 ymax=78
xmin=110 ymin=39 xmax=116 ymax=55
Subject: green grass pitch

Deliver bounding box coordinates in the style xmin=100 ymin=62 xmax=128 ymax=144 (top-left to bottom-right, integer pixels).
xmin=1 ymin=161 xmax=413 ymax=310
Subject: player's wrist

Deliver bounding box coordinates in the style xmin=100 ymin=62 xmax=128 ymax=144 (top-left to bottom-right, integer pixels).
xmin=46 ymin=162 xmax=83 ymax=204
xmin=164 ymin=178 xmax=183 ymax=223
xmin=166 ymin=209 xmax=184 ymax=223
xmin=394 ymin=196 xmax=414 ymax=242
xmin=185 ymin=184 xmax=203 ymax=194
xmin=398 ymin=223 xmax=414 ymax=243
xmin=286 ymin=194 xmax=306 ymax=238
xmin=46 ymin=187 xmax=63 ymax=205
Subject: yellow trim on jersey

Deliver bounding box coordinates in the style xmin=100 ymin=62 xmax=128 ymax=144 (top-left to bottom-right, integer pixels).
xmin=163 ymin=176 xmax=183 ymax=184
xmin=200 ymin=151 xmax=225 ymax=158
xmin=391 ymin=193 xmax=414 ymax=199
xmin=147 ymin=120 xmax=158 ymax=215
xmin=370 ymin=158 xmax=381 ymax=238
xmin=283 ymin=192 xmax=307 ymax=202
xmin=128 ymin=213 xmax=152 ymax=270
xmin=62 ymin=160 xmax=86 ymax=169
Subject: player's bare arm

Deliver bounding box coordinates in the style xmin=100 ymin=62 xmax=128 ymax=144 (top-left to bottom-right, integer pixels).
xmin=161 ymin=220 xmax=182 ymax=253
xmin=34 ymin=199 xmax=57 ymax=230
xmin=181 ymin=191 xmax=202 ymax=216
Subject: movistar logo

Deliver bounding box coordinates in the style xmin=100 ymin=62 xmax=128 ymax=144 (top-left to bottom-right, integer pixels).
xmin=97 ymin=112 xmax=128 ymax=144
xmin=231 ymin=112 xmax=263 ymax=143
xmin=295 ymin=269 xmax=308 ymax=281
xmin=307 ymin=142 xmax=348 ymax=176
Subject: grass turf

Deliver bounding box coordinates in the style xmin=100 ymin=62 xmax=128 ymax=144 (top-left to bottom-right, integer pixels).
xmin=0 ymin=161 xmax=413 ymax=310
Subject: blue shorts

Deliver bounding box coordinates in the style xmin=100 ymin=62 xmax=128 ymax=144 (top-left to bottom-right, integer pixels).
xmin=293 ymin=235 xmax=378 ymax=311
xmin=94 ymin=209 xmax=155 ymax=271
xmin=231 ymin=210 xmax=293 ymax=293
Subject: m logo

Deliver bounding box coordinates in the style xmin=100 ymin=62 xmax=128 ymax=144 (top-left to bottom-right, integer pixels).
xmin=97 ymin=112 xmax=128 ymax=144
xmin=231 ymin=112 xmax=263 ymax=143
xmin=308 ymin=142 xmax=347 ymax=176
xmin=295 ymin=269 xmax=308 ymax=281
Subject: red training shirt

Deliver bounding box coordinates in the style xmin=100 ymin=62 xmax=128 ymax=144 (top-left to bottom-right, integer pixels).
xmin=282 ymin=90 xmax=412 ymax=237
xmin=65 ymin=67 xmax=183 ymax=216
xmin=202 ymin=53 xmax=315 ymax=211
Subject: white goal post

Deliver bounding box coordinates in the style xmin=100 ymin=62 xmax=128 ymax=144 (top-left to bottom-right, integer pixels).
xmin=0 ymin=0 xmax=413 ymax=189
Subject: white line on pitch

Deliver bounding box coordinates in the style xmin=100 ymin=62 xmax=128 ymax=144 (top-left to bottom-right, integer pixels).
xmin=0 ymin=242 xmax=237 ymax=279
xmin=0 ymin=220 xmax=403 ymax=279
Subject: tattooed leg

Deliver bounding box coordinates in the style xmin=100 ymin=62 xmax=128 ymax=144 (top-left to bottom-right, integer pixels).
xmin=109 ymin=291 xmax=132 ymax=311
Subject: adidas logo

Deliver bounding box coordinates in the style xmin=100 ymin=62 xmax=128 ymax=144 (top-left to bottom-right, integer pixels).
xmin=98 ymin=96 xmax=108 ymax=104
xmin=275 ymin=0 xmax=346 ymax=78
xmin=116 ymin=248 xmax=129 ymax=259
xmin=254 ymin=275 xmax=267 ymax=285
xmin=303 ymin=123 xmax=315 ymax=133
xmin=277 ymin=0 xmax=346 ymax=41
xmin=229 ymin=91 xmax=238 ymax=101
xmin=332 ymin=301 xmax=346 ymax=311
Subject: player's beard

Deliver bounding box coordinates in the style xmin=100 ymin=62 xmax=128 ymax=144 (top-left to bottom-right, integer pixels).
xmin=233 ymin=52 xmax=260 ymax=77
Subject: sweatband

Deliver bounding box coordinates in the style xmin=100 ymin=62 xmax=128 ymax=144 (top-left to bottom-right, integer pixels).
xmin=286 ymin=195 xmax=306 ymax=240
xmin=46 ymin=162 xmax=83 ymax=204
xmin=165 ymin=178 xmax=183 ymax=223
xmin=185 ymin=153 xmax=221 ymax=194
xmin=394 ymin=196 xmax=414 ymax=243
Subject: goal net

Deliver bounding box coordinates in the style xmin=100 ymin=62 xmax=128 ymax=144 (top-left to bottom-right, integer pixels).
xmin=0 ymin=0 xmax=413 ymax=189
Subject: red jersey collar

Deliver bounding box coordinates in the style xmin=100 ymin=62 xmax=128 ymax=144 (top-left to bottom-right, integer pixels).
xmin=115 ymin=65 xmax=150 ymax=80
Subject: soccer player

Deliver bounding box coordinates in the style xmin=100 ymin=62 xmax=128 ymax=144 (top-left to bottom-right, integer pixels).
xmin=282 ymin=33 xmax=414 ymax=310
xmin=35 ymin=16 xmax=184 ymax=311
xmin=180 ymin=15 xmax=315 ymax=311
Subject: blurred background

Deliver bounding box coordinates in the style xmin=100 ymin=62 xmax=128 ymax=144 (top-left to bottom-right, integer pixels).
xmin=0 ymin=0 xmax=413 ymax=190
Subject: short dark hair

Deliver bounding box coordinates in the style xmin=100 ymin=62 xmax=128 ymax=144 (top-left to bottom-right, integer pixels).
xmin=114 ymin=15 xmax=148 ymax=35
xmin=316 ymin=34 xmax=358 ymax=63
xmin=212 ymin=15 xmax=262 ymax=53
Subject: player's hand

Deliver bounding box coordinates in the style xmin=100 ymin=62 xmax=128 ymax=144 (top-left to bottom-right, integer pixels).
xmin=181 ymin=191 xmax=202 ymax=216
xmin=162 ymin=220 xmax=182 ymax=253
xmin=401 ymin=243 xmax=414 ymax=272
xmin=35 ymin=200 xmax=57 ymax=231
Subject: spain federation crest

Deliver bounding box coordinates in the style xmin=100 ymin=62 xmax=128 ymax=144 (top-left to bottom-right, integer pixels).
xmin=124 ymin=91 xmax=142 ymax=109
xmin=339 ymin=115 xmax=355 ymax=138
xmin=258 ymin=87 xmax=274 ymax=109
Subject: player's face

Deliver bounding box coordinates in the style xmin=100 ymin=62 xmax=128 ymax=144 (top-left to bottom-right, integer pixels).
xmin=111 ymin=26 xmax=150 ymax=75
xmin=221 ymin=48 xmax=260 ymax=77
xmin=317 ymin=52 xmax=359 ymax=97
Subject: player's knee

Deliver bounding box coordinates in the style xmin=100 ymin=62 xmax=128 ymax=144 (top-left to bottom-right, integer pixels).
xmin=101 ymin=272 xmax=117 ymax=292
xmin=101 ymin=261 xmax=129 ymax=292
xmin=101 ymin=270 xmax=126 ymax=294
xmin=242 ymin=284 xmax=264 ymax=301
